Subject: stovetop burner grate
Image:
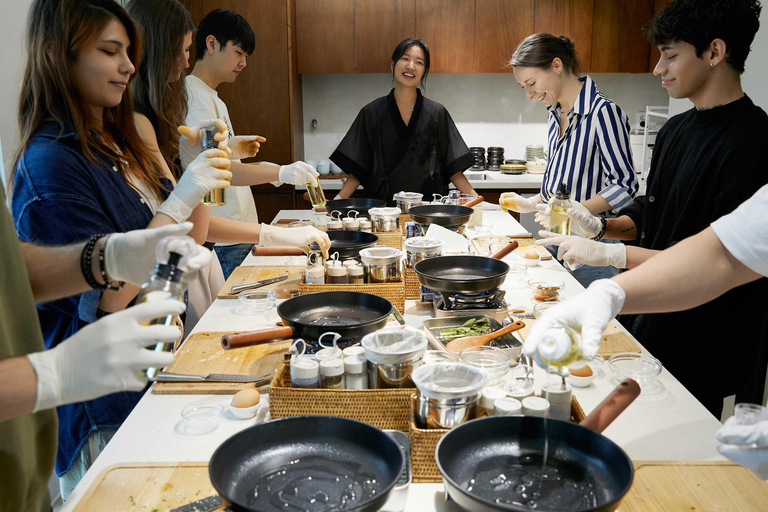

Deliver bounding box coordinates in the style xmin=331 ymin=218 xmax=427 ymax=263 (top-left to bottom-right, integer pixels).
xmin=435 ymin=289 xmax=506 ymax=311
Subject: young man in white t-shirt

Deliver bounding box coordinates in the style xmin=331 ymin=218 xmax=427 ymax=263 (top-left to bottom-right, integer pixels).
xmin=180 ymin=9 xmax=327 ymax=278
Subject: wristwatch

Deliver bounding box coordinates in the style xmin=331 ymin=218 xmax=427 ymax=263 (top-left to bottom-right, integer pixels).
xmin=591 ymin=217 xmax=608 ymax=241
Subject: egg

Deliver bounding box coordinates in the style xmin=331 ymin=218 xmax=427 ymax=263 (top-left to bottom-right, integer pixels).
xmin=231 ymin=388 xmax=261 ymax=409
xmin=274 ymin=285 xmax=296 ymax=299
xmin=570 ymin=364 xmax=593 ymax=377
xmin=523 ymin=250 xmax=540 ymax=266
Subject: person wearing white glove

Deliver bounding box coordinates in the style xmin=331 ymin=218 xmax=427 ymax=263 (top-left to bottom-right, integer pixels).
xmin=534 ymin=201 xmax=603 ymax=238
xmin=717 ymin=418 xmax=768 ymax=479
xmin=499 ymin=191 xmax=541 ymax=213
xmin=177 ymin=118 xmax=231 ymax=153
xmin=278 ymin=161 xmax=320 ymax=187
xmin=522 ymin=279 xmax=626 ymax=362
xmin=259 ymin=224 xmax=331 ymax=260
xmin=537 ymin=231 xmax=627 ymax=269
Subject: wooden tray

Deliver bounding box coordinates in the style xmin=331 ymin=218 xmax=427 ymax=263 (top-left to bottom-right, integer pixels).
xmin=153 ymin=332 xmax=289 ymax=395
xmin=512 ymin=317 xmax=640 ymax=357
xmin=621 ymin=461 xmax=768 ymax=510
xmin=217 ymin=265 xmax=304 ymax=299
xmin=72 ymin=462 xmax=221 ymax=511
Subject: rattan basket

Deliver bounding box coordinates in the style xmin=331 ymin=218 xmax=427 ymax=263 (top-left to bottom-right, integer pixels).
xmin=404 ymin=266 xmax=422 ymax=300
xmin=298 ymin=263 xmax=405 ymax=311
xmin=374 ymin=231 xmax=404 ymax=250
xmin=268 ymin=361 xmax=414 ymax=431
xmin=409 ymin=393 xmax=587 ymax=483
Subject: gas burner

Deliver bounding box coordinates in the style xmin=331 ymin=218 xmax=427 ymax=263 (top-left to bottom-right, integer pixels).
xmin=436 ymin=289 xmax=506 ymax=311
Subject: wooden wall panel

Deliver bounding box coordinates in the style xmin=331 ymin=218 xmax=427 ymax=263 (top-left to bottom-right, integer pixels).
xmin=590 ymin=0 xmax=653 ymax=73
xmin=296 ymin=0 xmax=355 ymax=73
xmin=474 ymin=0 xmax=534 ymax=73
xmin=356 ymin=0 xmax=417 ymax=73
xmin=533 ymin=0 xmax=594 ymax=72
xmin=647 ymin=0 xmax=673 ymax=73
xmin=415 ymin=0 xmax=475 ymax=73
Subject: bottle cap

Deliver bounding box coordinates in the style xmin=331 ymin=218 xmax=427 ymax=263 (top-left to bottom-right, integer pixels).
xmin=342 ymin=346 xmax=366 ymax=358
xmin=153 ymin=235 xmax=197 ymax=282
xmin=344 ymin=355 xmax=366 ymax=374
xmin=556 ymin=183 xmax=570 ymax=200
xmin=291 ymin=358 xmax=319 ymax=379
xmin=493 ymin=397 xmax=523 ymax=415
xmin=480 ymin=386 xmax=507 ymax=409
xmin=320 ymin=358 xmax=344 ymax=377
xmin=538 ymin=327 xmax=572 ymax=362
xmin=342 ymin=260 xmax=358 ymax=268
xmin=522 ymin=396 xmax=550 ymax=412
xmin=315 ymin=346 xmax=343 ymax=362
xmin=328 ymin=220 xmax=343 ymax=229
xmin=306 ymin=265 xmax=325 ymax=278
xmin=327 ymin=264 xmax=348 ymax=277
xmin=348 ymin=264 xmax=365 ymax=276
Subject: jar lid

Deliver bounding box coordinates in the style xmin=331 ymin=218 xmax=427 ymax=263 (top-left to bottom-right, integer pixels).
xmin=342 ymin=346 xmax=366 ymax=358
xmin=342 ymin=260 xmax=358 ymax=267
xmin=315 ymin=346 xmax=343 ymax=362
xmin=494 ymin=397 xmax=522 ymax=414
xmin=480 ymin=386 xmax=507 ymax=408
xmin=522 ymin=396 xmax=550 ymax=411
xmin=320 ymin=358 xmax=344 ymax=376
xmin=342 ymin=217 xmax=358 ymax=225
xmin=328 ymin=220 xmax=343 ymax=228
xmin=327 ymin=265 xmax=348 ymax=277
xmin=306 ymin=264 xmax=325 ymax=278
xmin=291 ymin=358 xmax=319 ymax=379
xmin=348 ymin=264 xmax=365 ymax=276
xmin=344 ymin=355 xmax=366 ymax=374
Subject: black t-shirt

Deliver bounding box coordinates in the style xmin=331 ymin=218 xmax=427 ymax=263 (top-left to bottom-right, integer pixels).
xmin=618 ymin=95 xmax=768 ymax=413
xmin=331 ymin=89 xmax=474 ymax=205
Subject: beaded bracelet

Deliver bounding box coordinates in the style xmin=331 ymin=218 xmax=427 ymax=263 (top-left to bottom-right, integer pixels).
xmin=98 ymin=234 xmax=124 ymax=291
xmin=80 ymin=234 xmax=107 ymax=290
xmin=590 ymin=217 xmax=608 ymax=242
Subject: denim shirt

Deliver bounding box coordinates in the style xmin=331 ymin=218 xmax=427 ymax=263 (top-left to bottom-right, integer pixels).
xmin=12 ymin=121 xmax=171 ymax=476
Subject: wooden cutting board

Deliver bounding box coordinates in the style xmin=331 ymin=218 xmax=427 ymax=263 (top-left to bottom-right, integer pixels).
xmin=471 ymin=236 xmax=551 ymax=259
xmin=512 ymin=317 xmax=640 ymax=357
xmin=217 ymin=265 xmax=304 ymax=299
xmin=153 ymin=332 xmax=290 ymax=395
xmin=72 ymin=462 xmax=222 ymax=511
xmin=620 ymin=461 xmax=768 ymax=511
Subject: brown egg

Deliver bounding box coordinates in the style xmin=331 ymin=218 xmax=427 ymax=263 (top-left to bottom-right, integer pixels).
xmin=274 ymin=285 xmax=297 ymax=299
xmin=570 ymin=364 xmax=593 ymax=377
xmin=524 ymin=251 xmax=540 ymax=260
xmin=231 ymin=388 xmax=261 ymax=408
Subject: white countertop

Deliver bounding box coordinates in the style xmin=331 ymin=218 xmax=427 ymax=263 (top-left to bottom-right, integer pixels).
xmin=60 ymin=209 xmax=724 ymax=511
xmin=296 ymin=171 xmax=543 ymax=191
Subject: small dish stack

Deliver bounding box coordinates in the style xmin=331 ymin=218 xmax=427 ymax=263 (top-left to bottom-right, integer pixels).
xmin=486 ymin=147 xmax=504 ymax=171
xmin=500 ymin=159 xmax=527 ymax=175
xmin=525 ymin=144 xmax=545 ymax=161
xmin=469 ymin=147 xmax=485 ymax=170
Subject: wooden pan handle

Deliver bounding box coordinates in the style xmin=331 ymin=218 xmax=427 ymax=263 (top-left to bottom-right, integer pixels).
xmin=579 ymin=378 xmax=641 ymax=433
xmin=221 ymin=326 xmax=295 ymax=350
xmin=251 ymin=246 xmax=305 ymax=256
xmin=464 ymin=195 xmax=484 ymax=208
xmin=490 ymin=240 xmax=519 ymax=259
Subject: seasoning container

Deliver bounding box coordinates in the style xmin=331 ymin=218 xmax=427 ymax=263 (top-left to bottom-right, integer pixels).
xmin=344 ymin=355 xmax=368 ymax=389
xmin=328 ymin=211 xmax=343 ymax=231
xmin=342 ymin=210 xmax=360 ymax=230
xmin=505 ymin=378 xmax=535 ymax=401
xmin=326 ymin=260 xmax=348 ymax=284
xmin=348 ymin=264 xmax=365 ymax=284
xmin=320 ymin=359 xmax=345 ymax=389
xmin=290 ymin=340 xmax=320 ymax=389
xmin=315 ymin=332 xmax=343 ymax=363
xmin=393 ymin=191 xmax=423 ymax=214
xmin=342 ymin=260 xmax=358 ymax=268
xmin=493 ymin=397 xmax=523 ymax=416
xmin=534 ymin=325 xmax=585 ymax=368
xmin=403 ymin=236 xmax=444 ymax=268
xmin=522 ymin=396 xmax=550 ymax=418
xmin=479 ymin=387 xmax=507 ymax=417
xmin=368 ymin=207 xmax=402 ymax=232
xmin=542 ymin=381 xmax=573 ymax=421
xmin=304 ymin=252 xmax=325 ymax=285
xmin=342 ymin=346 xmax=366 ymax=358
xmin=359 ymin=217 xmax=373 ymax=233
xmin=360 ymin=247 xmax=402 ymax=283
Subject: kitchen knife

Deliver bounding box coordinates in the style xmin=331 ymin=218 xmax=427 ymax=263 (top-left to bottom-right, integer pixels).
xmin=230 ymin=275 xmax=288 ymax=294
xmin=152 ymin=372 xmax=272 ymax=383
xmin=168 ymin=493 xmax=223 ymax=512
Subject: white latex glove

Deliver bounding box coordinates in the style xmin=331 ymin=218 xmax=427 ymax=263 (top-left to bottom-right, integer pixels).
xmin=500 ymin=192 xmax=540 ymax=213
xmin=227 ymin=135 xmax=267 ymax=160
xmin=523 ymin=279 xmax=626 ymax=361
xmin=26 ymin=299 xmax=183 ymax=412
xmin=534 ymin=203 xmax=552 ymax=229
xmin=259 ymin=223 xmax=331 ymax=259
xmin=567 ymin=202 xmax=603 ymax=238
xmin=177 ymin=118 xmax=231 ymax=154
xmin=717 ymin=417 xmax=768 ymax=479
xmin=536 ymin=231 xmax=627 ymax=268
xmin=104 ymin=222 xmax=212 ymax=286
xmin=278 ymin=161 xmax=320 ymax=187
xmin=156 ymin=148 xmax=232 ymax=222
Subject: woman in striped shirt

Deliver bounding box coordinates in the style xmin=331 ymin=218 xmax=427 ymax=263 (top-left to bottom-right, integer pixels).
xmin=505 ymin=34 xmax=638 ymax=284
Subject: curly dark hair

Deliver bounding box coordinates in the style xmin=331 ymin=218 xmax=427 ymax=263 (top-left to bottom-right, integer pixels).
xmin=643 ymin=0 xmax=761 ymax=73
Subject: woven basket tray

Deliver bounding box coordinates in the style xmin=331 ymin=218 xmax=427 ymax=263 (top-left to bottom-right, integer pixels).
xmin=409 ymin=394 xmax=587 ymax=483
xmin=399 ymin=214 xmax=411 ymax=234
xmin=269 ymin=361 xmax=414 ymax=431
xmin=298 ymin=264 xmax=405 ymax=311
xmin=374 ymin=231 xmax=404 ymax=250
xmin=404 ymin=266 xmax=422 ymax=300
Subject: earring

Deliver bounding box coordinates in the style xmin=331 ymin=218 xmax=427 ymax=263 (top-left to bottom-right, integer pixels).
xmin=710 ymin=62 xmax=715 ymax=68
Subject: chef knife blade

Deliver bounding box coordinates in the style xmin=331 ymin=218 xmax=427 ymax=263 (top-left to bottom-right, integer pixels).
xmin=168 ymin=493 xmax=223 ymax=512
xmin=152 ymin=372 xmax=272 ymax=383
xmin=230 ymin=275 xmax=289 ymax=294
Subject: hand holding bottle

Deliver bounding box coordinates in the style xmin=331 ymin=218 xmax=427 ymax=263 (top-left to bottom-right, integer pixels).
xmin=278 ymin=161 xmax=320 ymax=187
xmin=536 ymin=231 xmax=627 ymax=268
xmin=499 ymin=192 xmax=539 ymax=213
xmin=178 ymin=118 xmax=230 ymax=154
xmin=567 ymin=201 xmax=603 ymax=238
xmin=260 ymin=224 xmax=331 ymax=259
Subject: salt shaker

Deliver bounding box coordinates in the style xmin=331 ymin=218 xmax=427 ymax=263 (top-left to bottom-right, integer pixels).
xmin=359 ymin=218 xmax=372 ymax=233
xmin=480 ymin=387 xmax=507 ymax=416
xmin=326 ymin=261 xmax=348 ymax=284
xmin=522 ymin=396 xmax=550 ymax=418
xmin=290 ymin=340 xmax=320 ymax=389
xmin=342 ymin=346 xmax=366 ymax=358
xmin=344 ymin=356 xmax=368 ymax=389
xmin=320 ymin=359 xmax=345 ymax=389
xmin=348 ymin=264 xmax=365 ymax=285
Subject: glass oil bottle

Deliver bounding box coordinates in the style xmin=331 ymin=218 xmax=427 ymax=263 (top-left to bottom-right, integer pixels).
xmin=201 ymin=127 xmax=226 ymax=206
xmin=306 ymin=178 xmax=327 ymax=209
xmin=549 ymin=183 xmax=572 ymax=235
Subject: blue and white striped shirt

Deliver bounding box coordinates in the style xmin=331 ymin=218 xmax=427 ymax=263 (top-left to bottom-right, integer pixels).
xmin=541 ymin=76 xmax=637 ymax=210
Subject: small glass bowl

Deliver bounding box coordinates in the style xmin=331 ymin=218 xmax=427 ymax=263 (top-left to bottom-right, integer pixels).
xmin=528 ymin=278 xmax=565 ymax=302
xmin=422 ymin=350 xmax=459 ymax=365
xmin=180 ymin=400 xmax=224 ymax=435
xmin=734 ymin=403 xmax=768 ymax=425
xmin=288 ymin=220 xmax=314 ymax=227
xmin=459 ymin=346 xmax=511 ymax=386
xmin=533 ymin=301 xmax=559 ymax=319
xmin=474 ymin=224 xmax=493 ymax=236
xmin=608 ymin=352 xmax=662 ymax=388
xmin=238 ymin=289 xmax=277 ymax=314
xmin=506 ymin=264 xmax=528 ymax=288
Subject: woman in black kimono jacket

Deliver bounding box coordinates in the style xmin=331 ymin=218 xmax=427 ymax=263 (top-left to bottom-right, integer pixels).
xmin=331 ymin=38 xmax=477 ymax=205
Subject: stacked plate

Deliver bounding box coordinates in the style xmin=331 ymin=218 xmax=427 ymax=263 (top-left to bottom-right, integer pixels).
xmin=525 ymin=144 xmax=545 ymax=161
xmin=500 ymin=159 xmax=527 ymax=175
xmin=486 ymin=147 xmax=504 ymax=171
xmin=469 ymin=147 xmax=485 ymax=171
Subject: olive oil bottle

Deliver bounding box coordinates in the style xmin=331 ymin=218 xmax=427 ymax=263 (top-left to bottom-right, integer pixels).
xmin=549 ymin=183 xmax=572 ymax=235
xmin=201 ymin=127 xmax=226 ymax=206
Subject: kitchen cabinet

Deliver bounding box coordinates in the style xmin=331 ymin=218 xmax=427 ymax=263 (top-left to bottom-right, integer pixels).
xmin=647 ymin=0 xmax=674 ymax=73
xmin=474 ymin=0 xmax=534 ymax=73
xmin=414 ymin=0 xmax=475 ymax=73
xmin=295 ymin=0 xmax=355 ymax=73
xmin=590 ymin=0 xmax=653 ymax=73
xmin=356 ymin=0 xmax=416 ymax=73
xmin=533 ymin=0 xmax=594 ymax=72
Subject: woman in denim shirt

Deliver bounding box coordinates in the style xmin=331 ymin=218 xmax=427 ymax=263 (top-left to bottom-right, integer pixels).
xmin=10 ymin=0 xmax=231 ymax=499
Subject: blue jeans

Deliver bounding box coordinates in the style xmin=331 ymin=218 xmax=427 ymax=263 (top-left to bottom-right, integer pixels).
xmin=545 ymin=238 xmax=620 ymax=288
xmin=214 ymin=243 xmax=254 ymax=280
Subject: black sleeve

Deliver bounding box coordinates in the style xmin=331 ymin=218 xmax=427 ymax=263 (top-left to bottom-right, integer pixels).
xmin=438 ymin=108 xmax=474 ymax=178
xmin=617 ymin=196 xmax=644 ymax=240
xmin=330 ymin=107 xmax=374 ymax=186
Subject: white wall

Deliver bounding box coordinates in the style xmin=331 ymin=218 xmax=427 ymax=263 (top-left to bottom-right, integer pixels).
xmin=743 ymin=10 xmax=768 ymax=110
xmin=302 ymin=73 xmax=670 ymax=161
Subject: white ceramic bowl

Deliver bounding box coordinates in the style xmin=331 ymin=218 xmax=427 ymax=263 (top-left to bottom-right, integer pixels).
xmin=566 ymin=372 xmax=595 ymax=388
xmin=229 ymin=401 xmax=261 ymax=420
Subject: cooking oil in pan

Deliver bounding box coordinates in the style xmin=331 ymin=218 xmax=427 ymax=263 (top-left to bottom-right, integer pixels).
xmin=249 ymin=456 xmax=381 ymax=512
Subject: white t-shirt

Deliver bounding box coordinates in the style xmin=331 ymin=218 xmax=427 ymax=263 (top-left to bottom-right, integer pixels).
xmin=711 ymin=183 xmax=768 ymax=277
xmin=181 ymin=74 xmax=258 ymax=246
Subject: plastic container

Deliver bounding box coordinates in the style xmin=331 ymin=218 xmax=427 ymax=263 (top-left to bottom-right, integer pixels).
xmin=608 ymin=352 xmax=662 ymax=388
xmin=542 ymin=382 xmax=573 ymax=421
xmin=290 ymin=359 xmax=320 ymax=388
xmin=320 ymin=359 xmax=345 ymax=389
xmin=479 ymin=386 xmax=507 ymax=416
xmin=348 ymin=264 xmax=365 ymax=284
xmin=458 ymin=346 xmax=510 ymax=386
xmin=180 ymin=400 xmax=224 ymax=434
xmin=344 ymin=355 xmax=368 ymax=390
xmin=237 ymin=289 xmax=276 ymax=314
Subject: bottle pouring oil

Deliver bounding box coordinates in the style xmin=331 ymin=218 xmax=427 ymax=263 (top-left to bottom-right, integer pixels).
xmin=549 ymin=183 xmax=572 ymax=235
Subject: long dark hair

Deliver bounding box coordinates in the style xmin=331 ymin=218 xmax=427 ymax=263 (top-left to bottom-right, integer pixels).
xmin=128 ymin=0 xmax=195 ymax=179
xmin=14 ymin=0 xmax=165 ymax=201
xmin=391 ymin=38 xmax=431 ymax=89
xmin=509 ymin=33 xmax=581 ymax=76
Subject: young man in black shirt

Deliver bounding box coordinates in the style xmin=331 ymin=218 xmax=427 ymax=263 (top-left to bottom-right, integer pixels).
xmin=538 ymin=0 xmax=767 ymax=417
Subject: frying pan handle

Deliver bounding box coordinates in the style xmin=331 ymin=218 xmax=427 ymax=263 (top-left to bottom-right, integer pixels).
xmin=221 ymin=327 xmax=295 ymax=350
xmin=251 ymin=246 xmax=306 ymax=257
xmin=464 ymin=195 xmax=484 ymax=208
xmin=579 ymin=378 xmax=641 ymax=433
xmin=490 ymin=240 xmax=519 ymax=259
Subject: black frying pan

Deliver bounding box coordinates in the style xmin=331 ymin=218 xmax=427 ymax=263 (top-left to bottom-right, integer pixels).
xmin=326 ymin=198 xmax=387 ymax=218
xmin=311 ymin=230 xmax=379 ymax=259
xmin=408 ymin=204 xmax=474 ymax=232
xmin=210 ymin=416 xmax=404 ymax=512
xmin=222 ymin=291 xmax=392 ymax=349
xmin=436 ymin=380 xmax=640 ymax=512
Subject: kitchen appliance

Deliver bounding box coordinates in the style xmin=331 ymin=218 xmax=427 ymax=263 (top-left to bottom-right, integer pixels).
xmin=432 ymin=289 xmax=509 ymax=323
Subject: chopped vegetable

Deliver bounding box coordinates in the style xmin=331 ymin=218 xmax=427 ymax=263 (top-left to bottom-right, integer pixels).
xmin=440 ymin=318 xmax=491 ymax=340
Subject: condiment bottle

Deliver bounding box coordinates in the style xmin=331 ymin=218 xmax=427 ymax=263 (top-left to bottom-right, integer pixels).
xmin=328 ymin=211 xmax=343 ymax=230
xmin=305 ymin=263 xmax=325 ymax=285
xmin=344 ymin=355 xmax=368 ymax=389
xmin=348 ymin=264 xmax=365 ymax=285
xmin=493 ymin=397 xmax=523 ymax=416
xmin=320 ymin=359 xmax=345 ymax=389
xmin=480 ymin=387 xmax=507 ymax=417
xmin=359 ymin=218 xmax=372 ymax=233
xmin=201 ymin=128 xmax=226 ymax=206
xmin=522 ymin=396 xmax=550 ymax=418
xmin=549 ymin=183 xmax=572 ymax=235
xmin=342 ymin=210 xmax=360 ymax=230
xmin=342 ymin=346 xmax=366 ymax=358
xmin=542 ymin=381 xmax=573 ymax=421
xmin=534 ymin=326 xmax=586 ymax=368
xmin=326 ymin=261 xmax=348 ymax=284
xmin=315 ymin=332 xmax=343 ymax=363
xmin=290 ymin=340 xmax=320 ymax=388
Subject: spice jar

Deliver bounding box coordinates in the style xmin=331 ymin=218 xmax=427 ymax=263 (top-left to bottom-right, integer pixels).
xmin=479 ymin=387 xmax=506 ymax=417
xmin=494 ymin=397 xmax=523 ymax=416
xmin=344 ymin=356 xmax=368 ymax=389
xmin=328 ymin=211 xmax=343 ymax=230
xmin=348 ymin=264 xmax=365 ymax=285
xmin=315 ymin=332 xmax=343 ymax=363
xmin=359 ymin=218 xmax=372 ymax=233
xmin=542 ymin=381 xmax=573 ymax=421
xmin=326 ymin=261 xmax=348 ymax=284
xmin=290 ymin=340 xmax=320 ymax=389
xmin=342 ymin=210 xmax=360 ymax=230
xmin=320 ymin=359 xmax=345 ymax=389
